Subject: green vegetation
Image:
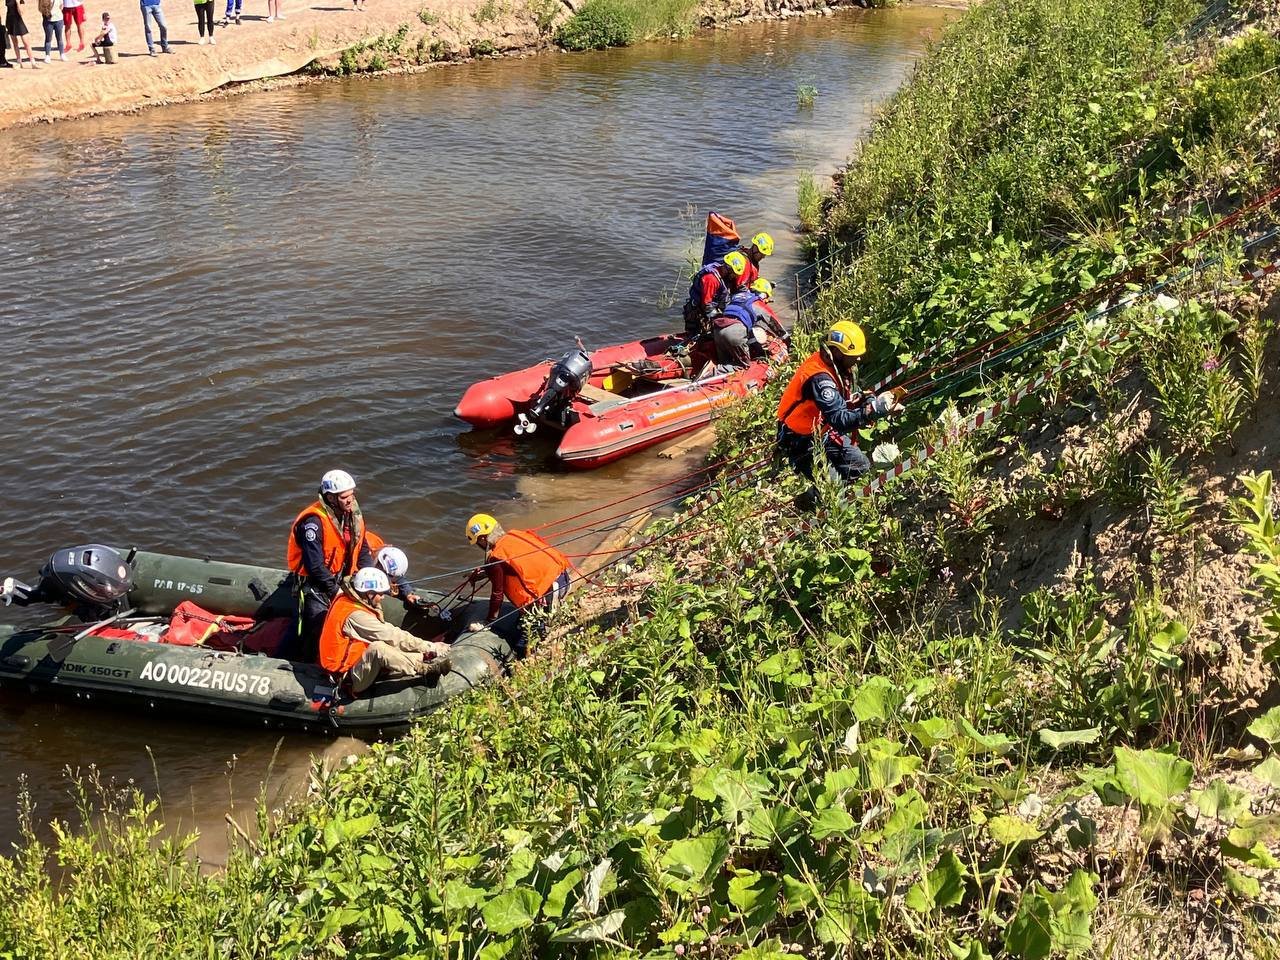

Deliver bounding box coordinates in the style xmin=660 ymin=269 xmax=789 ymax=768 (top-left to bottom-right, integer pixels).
xmin=6 ymin=0 xmax=1280 ymax=957
xmin=554 ymin=0 xmax=699 ymax=51
xmin=474 ymin=0 xmax=506 ymax=25
xmin=796 ymin=171 xmax=826 ymax=235
xmin=796 ymin=80 xmax=818 ymax=109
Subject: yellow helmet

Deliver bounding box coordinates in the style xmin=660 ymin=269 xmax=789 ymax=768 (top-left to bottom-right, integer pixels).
xmin=750 ymin=277 xmax=774 ymax=299
xmin=722 ymin=251 xmax=748 ymax=277
xmin=750 ymin=232 xmax=774 ymax=257
xmin=466 ymin=513 xmax=498 ymax=544
xmin=825 ymin=320 xmax=867 ymax=358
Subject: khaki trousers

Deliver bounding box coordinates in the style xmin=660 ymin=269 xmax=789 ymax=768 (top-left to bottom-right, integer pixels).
xmin=349 ymin=637 xmax=449 ymax=693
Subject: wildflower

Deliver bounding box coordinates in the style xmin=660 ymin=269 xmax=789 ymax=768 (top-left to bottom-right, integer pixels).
xmin=1202 ymin=356 xmax=1221 ymax=372
xmin=940 ymin=566 xmax=953 ymax=581
xmin=675 ymin=945 xmax=686 ymax=957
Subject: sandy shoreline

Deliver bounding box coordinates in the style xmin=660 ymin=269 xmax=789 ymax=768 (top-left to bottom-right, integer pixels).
xmin=0 ymin=0 xmax=905 ymax=130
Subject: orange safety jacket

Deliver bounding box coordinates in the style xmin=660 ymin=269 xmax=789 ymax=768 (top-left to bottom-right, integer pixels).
xmin=490 ymin=530 xmax=571 ymax=609
xmin=286 ymin=500 xmax=367 ymax=579
xmin=318 ymin=592 xmax=377 ymax=673
xmin=775 ymin=350 xmax=851 ymax=435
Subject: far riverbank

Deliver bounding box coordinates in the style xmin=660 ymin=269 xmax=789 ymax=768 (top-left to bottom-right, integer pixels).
xmin=0 ymin=0 xmax=955 ymax=130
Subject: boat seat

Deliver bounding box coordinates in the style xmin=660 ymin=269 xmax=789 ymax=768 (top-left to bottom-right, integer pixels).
xmin=577 ymin=384 xmax=618 ymax=404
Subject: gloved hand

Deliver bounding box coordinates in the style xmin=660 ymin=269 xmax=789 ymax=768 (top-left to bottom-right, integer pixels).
xmin=466 ymin=567 xmax=484 ymax=586
xmin=871 ymin=390 xmax=906 ymax=417
xmin=405 ymin=592 xmax=420 ymax=606
xmin=466 ymin=621 xmax=486 ymax=633
xmin=1 ymin=577 xmax=16 ymax=606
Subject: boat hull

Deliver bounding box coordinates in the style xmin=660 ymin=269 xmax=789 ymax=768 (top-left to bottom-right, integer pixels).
xmin=453 ymin=335 xmax=682 ymax=429
xmin=555 ymin=360 xmax=776 ymax=469
xmin=0 ymin=550 xmax=516 ymax=736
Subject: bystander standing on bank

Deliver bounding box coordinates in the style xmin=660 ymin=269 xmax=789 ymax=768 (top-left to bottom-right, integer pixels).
xmin=60 ymin=0 xmax=84 ymax=50
xmin=39 ymin=0 xmax=64 ymax=61
xmin=264 ymin=0 xmax=280 ymax=22
xmin=193 ymin=0 xmax=212 ymax=43
xmin=218 ymin=0 xmax=239 ymax=26
xmin=89 ymin=8 xmax=114 ymax=61
xmin=6 ymin=0 xmax=34 ymax=67
xmin=0 ymin=16 xmax=8 ymax=66
xmin=139 ymin=0 xmax=168 ymax=55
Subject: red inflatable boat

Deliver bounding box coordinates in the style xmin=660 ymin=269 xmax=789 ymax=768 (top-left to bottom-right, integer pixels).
xmin=455 ymin=329 xmax=788 ymax=470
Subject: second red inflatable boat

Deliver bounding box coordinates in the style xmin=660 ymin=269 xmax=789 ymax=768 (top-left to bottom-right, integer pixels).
xmin=454 ymin=329 xmax=788 ymax=470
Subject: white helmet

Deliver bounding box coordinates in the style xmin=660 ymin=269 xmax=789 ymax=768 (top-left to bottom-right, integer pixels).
xmin=375 ymin=546 xmax=409 ymax=578
xmin=351 ymin=567 xmax=390 ymax=595
xmin=320 ymin=469 xmax=356 ymax=495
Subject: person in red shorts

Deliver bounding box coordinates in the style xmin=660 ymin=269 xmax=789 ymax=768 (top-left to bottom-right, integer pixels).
xmin=61 ymin=0 xmax=84 ymax=50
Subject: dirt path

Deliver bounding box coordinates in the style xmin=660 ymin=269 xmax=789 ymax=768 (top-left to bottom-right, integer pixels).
xmin=0 ymin=0 xmax=873 ymax=130
xmin=0 ymin=0 xmax=547 ymax=128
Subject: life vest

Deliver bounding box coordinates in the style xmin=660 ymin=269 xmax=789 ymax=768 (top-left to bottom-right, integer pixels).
xmin=285 ymin=500 xmax=366 ymax=579
xmin=490 ymin=530 xmax=570 ymax=609
xmin=318 ymin=592 xmax=378 ymax=673
xmin=686 ymin=264 xmax=730 ymax=316
xmin=722 ymin=292 xmax=762 ymax=332
xmin=737 ymin=254 xmax=759 ymax=290
xmin=775 ymin=351 xmax=850 ymax=435
xmin=365 ymin=529 xmax=386 ymax=553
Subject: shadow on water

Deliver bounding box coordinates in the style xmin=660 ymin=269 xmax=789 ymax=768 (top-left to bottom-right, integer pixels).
xmin=0 ymin=6 xmax=955 ymax=858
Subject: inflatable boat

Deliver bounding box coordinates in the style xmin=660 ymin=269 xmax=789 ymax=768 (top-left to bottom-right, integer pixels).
xmin=454 ymin=329 xmax=787 ymax=469
xmin=0 ymin=546 xmax=515 ymax=737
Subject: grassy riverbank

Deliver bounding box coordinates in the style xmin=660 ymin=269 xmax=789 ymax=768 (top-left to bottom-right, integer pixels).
xmin=4 ymin=0 xmax=1280 ymax=957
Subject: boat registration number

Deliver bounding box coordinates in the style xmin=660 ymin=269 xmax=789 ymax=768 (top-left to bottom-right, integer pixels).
xmin=139 ymin=660 xmax=272 ymax=697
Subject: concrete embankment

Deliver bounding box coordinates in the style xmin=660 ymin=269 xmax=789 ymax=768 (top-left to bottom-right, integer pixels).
xmin=0 ymin=0 xmax=866 ymax=130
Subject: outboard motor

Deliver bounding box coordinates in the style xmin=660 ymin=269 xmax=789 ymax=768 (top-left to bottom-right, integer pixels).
xmin=45 ymin=545 xmax=134 ymax=609
xmin=520 ymin=348 xmax=593 ymax=433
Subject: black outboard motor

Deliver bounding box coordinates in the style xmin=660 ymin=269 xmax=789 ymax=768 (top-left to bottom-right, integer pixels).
xmin=517 ymin=348 xmax=593 ymax=434
xmin=2 ymin=544 xmax=135 ymax=620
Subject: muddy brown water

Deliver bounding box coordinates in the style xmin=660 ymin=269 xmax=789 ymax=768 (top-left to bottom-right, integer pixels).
xmin=0 ymin=7 xmax=951 ymax=862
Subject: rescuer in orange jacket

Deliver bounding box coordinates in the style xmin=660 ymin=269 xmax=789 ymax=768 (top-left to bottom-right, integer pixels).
xmin=775 ymin=320 xmax=905 ymax=510
xmin=463 ymin=514 xmax=571 ymax=659
xmin=285 ymin=468 xmax=376 ymax=662
xmin=318 ymin=567 xmax=451 ymax=694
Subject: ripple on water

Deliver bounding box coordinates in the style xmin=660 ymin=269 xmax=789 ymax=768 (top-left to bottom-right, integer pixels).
xmin=0 ymin=6 xmax=953 ymax=854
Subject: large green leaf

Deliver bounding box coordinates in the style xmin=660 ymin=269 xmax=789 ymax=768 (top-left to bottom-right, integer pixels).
xmin=810 ymin=807 xmax=857 ymax=841
xmin=1004 ymin=893 xmax=1052 ymax=960
xmin=987 ymin=815 xmax=1044 ymax=845
xmin=905 ymin=716 xmax=953 ymax=748
xmin=1224 ymin=867 xmax=1261 ymax=900
xmin=480 ymin=887 xmax=542 ymax=936
xmin=904 ymin=849 xmax=968 ymax=912
xmin=1254 ymin=755 xmax=1280 ymax=787
xmin=1038 ymin=727 xmax=1102 ymax=750
xmin=1113 ymin=746 xmax=1193 ymax=807
xmin=1192 ymin=780 xmax=1249 ymax=822
xmin=661 ymin=832 xmax=729 ymax=893
xmin=853 ymin=676 xmax=903 ymax=722
xmin=1246 ymin=706 xmax=1280 ymax=745
xmin=744 ymin=804 xmax=802 ymax=844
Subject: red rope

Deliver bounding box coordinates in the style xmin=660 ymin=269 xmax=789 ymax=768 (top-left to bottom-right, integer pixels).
xmin=892 ymin=183 xmax=1280 ymax=397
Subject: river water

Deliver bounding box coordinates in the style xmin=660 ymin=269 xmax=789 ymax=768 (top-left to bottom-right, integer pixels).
xmin=0 ymin=6 xmax=949 ymax=860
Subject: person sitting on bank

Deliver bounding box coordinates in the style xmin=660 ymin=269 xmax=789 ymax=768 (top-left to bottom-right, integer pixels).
xmin=286 ymin=469 xmax=375 ymax=661
xmin=682 ymin=250 xmax=748 ymax=338
xmin=711 ymin=277 xmax=784 ymax=373
xmin=319 ymin=567 xmax=451 ymax=695
xmin=775 ymin=320 xmax=905 ymax=510
xmin=463 ymin=513 xmax=571 ymax=659
xmin=89 ymin=10 xmax=115 ymax=62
